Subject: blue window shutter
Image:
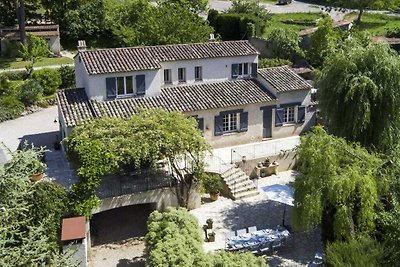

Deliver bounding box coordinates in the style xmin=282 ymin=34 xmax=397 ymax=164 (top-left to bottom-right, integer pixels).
xmin=214 ymin=115 xmax=223 ymax=136
xmin=297 ymin=106 xmax=306 ymax=123
xmin=136 ymin=75 xmax=146 ymax=95
xmin=197 ymin=118 xmax=204 ymax=132
xmin=275 ymin=108 xmax=284 ymax=127
xmin=240 ymin=112 xmax=248 ymax=132
xmin=251 ymin=63 xmax=258 ymax=78
xmin=231 ymin=64 xmax=238 ymax=78
xmin=244 ymin=63 xmax=248 ymax=75
xmin=106 ymin=77 xmax=116 ymax=99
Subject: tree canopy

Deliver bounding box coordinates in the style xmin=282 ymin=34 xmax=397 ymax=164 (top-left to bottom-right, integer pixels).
xmin=293 ymin=126 xmax=380 ymax=243
xmin=316 ymin=41 xmax=400 ymax=151
xmin=66 ymin=109 xmax=210 ymax=216
xmin=266 ymin=28 xmax=303 ymax=61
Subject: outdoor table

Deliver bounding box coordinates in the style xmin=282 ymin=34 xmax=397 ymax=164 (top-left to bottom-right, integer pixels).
xmin=226 ymin=228 xmax=290 ymax=252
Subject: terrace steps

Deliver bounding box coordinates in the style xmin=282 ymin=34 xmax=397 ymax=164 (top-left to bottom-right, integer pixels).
xmin=221 ymin=165 xmax=259 ymax=200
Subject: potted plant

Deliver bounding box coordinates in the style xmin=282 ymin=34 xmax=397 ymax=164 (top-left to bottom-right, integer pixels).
xmin=29 ymin=157 xmax=46 ymax=182
xmin=201 ymin=173 xmax=223 ymax=201
xmin=206 ymin=218 xmax=213 ymax=229
xmin=208 ymin=231 xmax=216 ymax=242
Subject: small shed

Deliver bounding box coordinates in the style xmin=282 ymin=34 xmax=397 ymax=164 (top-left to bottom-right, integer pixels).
xmin=61 ymin=216 xmax=88 ymax=267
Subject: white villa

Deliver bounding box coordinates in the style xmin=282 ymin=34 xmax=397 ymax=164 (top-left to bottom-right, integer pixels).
xmin=57 ymin=40 xmax=316 ymax=148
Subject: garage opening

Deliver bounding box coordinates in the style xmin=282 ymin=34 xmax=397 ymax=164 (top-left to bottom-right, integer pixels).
xmin=90 ymin=203 xmax=156 ymax=246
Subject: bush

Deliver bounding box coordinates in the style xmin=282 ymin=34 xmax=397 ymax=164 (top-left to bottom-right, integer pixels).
xmin=208 ymin=10 xmax=267 ymax=40
xmin=326 ymin=237 xmax=384 ymax=267
xmin=266 ymin=28 xmax=304 ymax=61
xmin=58 ymin=65 xmax=75 ymax=89
xmin=211 ymin=251 xmax=267 ymax=267
xmin=0 ymin=96 xmax=24 ymax=122
xmin=32 ymin=68 xmax=62 ymax=96
xmin=18 ymin=80 xmax=43 ymax=106
xmin=259 ymin=58 xmax=292 ymax=68
xmin=19 ymin=33 xmax=49 ymax=62
xmin=0 ymin=70 xmax=28 ymax=81
xmin=200 ymin=173 xmax=223 ymax=194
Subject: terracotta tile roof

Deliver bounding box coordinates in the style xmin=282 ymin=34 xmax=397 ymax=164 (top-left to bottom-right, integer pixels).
xmin=56 ymin=88 xmax=97 ymax=127
xmin=61 ymin=216 xmax=86 ymax=241
xmin=257 ymin=66 xmax=312 ymax=93
xmin=78 ymin=40 xmax=259 ymax=75
xmin=57 ymin=79 xmax=275 ymax=127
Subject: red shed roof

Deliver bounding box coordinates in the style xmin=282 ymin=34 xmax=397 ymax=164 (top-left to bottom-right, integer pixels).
xmin=61 ymin=216 xmax=86 ymax=241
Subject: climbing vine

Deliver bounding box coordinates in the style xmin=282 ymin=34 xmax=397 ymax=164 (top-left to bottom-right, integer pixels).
xmin=65 ymin=109 xmax=210 ymax=217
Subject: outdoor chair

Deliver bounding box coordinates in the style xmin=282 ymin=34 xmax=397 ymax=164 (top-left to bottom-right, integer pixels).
xmin=259 ymin=245 xmax=271 ymax=255
xmin=247 ymin=226 xmax=257 ymax=233
xmin=236 ymin=229 xmax=247 ymax=236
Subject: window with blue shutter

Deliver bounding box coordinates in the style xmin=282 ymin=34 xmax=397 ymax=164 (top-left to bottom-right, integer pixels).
xmin=106 ymin=77 xmax=116 ymax=99
xmin=214 ymin=115 xmax=223 ymax=136
xmin=240 ymin=112 xmax=248 ymax=132
xmin=197 ymin=118 xmax=204 ymax=132
xmin=275 ymin=108 xmax=284 ymax=127
xmin=297 ymin=106 xmax=306 ymax=123
xmin=136 ymin=75 xmax=146 ymax=96
xmin=231 ymin=64 xmax=239 ymax=78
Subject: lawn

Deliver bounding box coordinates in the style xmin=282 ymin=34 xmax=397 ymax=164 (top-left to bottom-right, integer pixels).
xmin=263 ymin=12 xmax=326 ymax=36
xmin=345 ymin=12 xmax=400 ymax=36
xmin=0 ymin=57 xmax=73 ymax=70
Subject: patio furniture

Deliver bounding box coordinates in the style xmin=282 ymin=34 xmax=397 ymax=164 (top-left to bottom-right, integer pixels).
xmin=236 ymin=229 xmax=247 ymax=236
xmin=247 ymin=226 xmax=257 ymax=233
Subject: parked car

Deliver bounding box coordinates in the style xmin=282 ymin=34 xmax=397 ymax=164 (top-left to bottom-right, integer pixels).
xmin=278 ymin=0 xmax=292 ymax=4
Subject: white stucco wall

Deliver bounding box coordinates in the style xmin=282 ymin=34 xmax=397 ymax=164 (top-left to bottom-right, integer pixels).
xmin=74 ymin=56 xmax=88 ymax=89
xmin=160 ymin=55 xmax=258 ymax=86
xmin=186 ymin=101 xmax=276 ymax=149
xmin=46 ymin=36 xmax=61 ymax=54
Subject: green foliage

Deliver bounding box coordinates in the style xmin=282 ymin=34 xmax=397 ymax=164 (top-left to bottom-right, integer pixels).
xmin=258 ymin=58 xmax=292 ymax=68
xmin=59 ymin=65 xmax=76 ymax=89
xmin=145 ymin=208 xmax=267 ymax=267
xmin=32 ymin=68 xmax=62 ymax=96
xmin=65 ymin=109 xmax=210 ymax=216
xmin=266 ymin=28 xmax=304 ymax=61
xmin=326 ymin=237 xmax=384 ymax=267
xmin=307 ymin=17 xmax=341 ymax=67
xmin=0 ymin=96 xmax=24 ymax=122
xmin=211 ymin=251 xmax=267 ymax=267
xmin=200 ymin=173 xmax=223 ymax=194
xmin=316 ymin=42 xmax=400 ymax=151
xmin=19 ymin=34 xmax=49 ymax=63
xmin=293 ymin=126 xmax=380 ymax=242
xmin=0 ymin=145 xmax=74 ymax=266
xmin=229 ymin=0 xmax=270 ymax=20
xmin=145 ymin=208 xmax=207 ymax=267
xmin=17 ymin=79 xmax=43 ymax=106
xmin=105 ymin=0 xmax=212 ymax=47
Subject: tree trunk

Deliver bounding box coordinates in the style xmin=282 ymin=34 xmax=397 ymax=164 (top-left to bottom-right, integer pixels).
xmin=17 ymin=0 xmax=26 ymax=45
xmin=356 ymin=8 xmax=364 ymax=25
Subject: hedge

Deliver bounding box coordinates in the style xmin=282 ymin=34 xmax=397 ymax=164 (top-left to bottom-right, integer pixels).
xmin=0 ymin=96 xmax=25 ymax=122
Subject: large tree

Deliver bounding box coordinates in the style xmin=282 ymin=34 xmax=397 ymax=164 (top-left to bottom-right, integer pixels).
xmin=316 ymin=41 xmax=400 ymax=151
xmin=293 ymin=126 xmax=380 ymax=243
xmin=66 ymin=109 xmax=210 ymax=216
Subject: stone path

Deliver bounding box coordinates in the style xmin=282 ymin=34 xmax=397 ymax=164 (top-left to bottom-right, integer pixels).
xmin=190 ymin=170 xmax=323 ymax=266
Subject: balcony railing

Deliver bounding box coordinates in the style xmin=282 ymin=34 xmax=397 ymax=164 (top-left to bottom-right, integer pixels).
xmin=97 ymin=169 xmax=175 ymax=199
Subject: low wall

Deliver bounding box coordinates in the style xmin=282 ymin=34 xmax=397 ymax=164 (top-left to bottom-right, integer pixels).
xmin=93 ymin=187 xmax=201 ymax=214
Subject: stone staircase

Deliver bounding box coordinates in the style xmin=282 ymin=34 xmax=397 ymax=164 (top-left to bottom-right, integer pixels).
xmin=221 ymin=165 xmax=259 ymax=200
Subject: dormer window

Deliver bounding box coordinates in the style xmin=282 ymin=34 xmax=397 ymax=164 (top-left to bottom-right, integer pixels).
xmin=164 ymin=69 xmax=172 ymax=84
xmin=195 ymin=66 xmax=202 ymax=81
xmin=231 ymin=63 xmax=249 ymax=78
xmin=117 ymin=76 xmax=134 ymax=96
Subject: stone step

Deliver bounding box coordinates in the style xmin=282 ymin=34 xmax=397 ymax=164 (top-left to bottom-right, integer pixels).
xmin=224 ymin=172 xmax=248 ymax=184
xmin=233 ymin=189 xmax=260 ymax=200
xmin=221 ymin=166 xmax=241 ymax=177
xmin=226 ymin=177 xmax=253 ymax=188
xmin=232 ymin=183 xmax=258 ymax=195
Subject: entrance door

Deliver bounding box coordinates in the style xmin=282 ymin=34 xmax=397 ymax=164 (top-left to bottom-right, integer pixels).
xmin=263 ymin=107 xmax=272 ymax=138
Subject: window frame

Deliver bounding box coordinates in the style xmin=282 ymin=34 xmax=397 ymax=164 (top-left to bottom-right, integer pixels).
xmin=115 ymin=76 xmax=134 ymax=97
xmin=178 ymin=67 xmax=186 ymax=82
xmin=232 ymin=63 xmax=249 ymax=78
xmin=164 ymin=69 xmax=172 ymax=84
xmin=222 ymin=112 xmax=239 ymax=133
xmin=194 ymin=66 xmax=202 ymax=81
xmin=282 ymin=106 xmax=296 ymax=124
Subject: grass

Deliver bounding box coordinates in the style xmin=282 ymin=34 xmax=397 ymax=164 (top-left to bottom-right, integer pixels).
xmin=345 ymin=12 xmax=400 ymax=36
xmin=263 ymin=12 xmax=326 ymax=37
xmin=0 ymin=57 xmax=73 ymax=70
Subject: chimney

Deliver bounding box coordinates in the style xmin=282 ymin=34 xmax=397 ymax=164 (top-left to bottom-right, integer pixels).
xmin=77 ymin=40 xmax=87 ymax=52
xmin=209 ymin=34 xmax=215 ymax=42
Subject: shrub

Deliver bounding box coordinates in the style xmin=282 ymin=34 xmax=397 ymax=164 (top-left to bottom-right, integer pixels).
xmin=58 ymin=65 xmax=75 ymax=89
xmin=211 ymin=251 xmax=267 ymax=267
xmin=19 ymin=33 xmax=49 ymax=62
xmin=0 ymin=70 xmax=28 ymax=81
xmin=0 ymin=96 xmax=24 ymax=122
xmin=326 ymin=237 xmax=384 ymax=267
xmin=18 ymin=80 xmax=43 ymax=106
xmin=200 ymin=173 xmax=223 ymax=194
xmin=259 ymin=58 xmax=292 ymax=68
xmin=32 ymin=68 xmax=62 ymax=96
xmin=266 ymin=28 xmax=304 ymax=61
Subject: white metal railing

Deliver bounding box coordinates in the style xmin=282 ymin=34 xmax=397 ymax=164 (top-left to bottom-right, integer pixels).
xmin=204 ymin=152 xmax=232 ymax=174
